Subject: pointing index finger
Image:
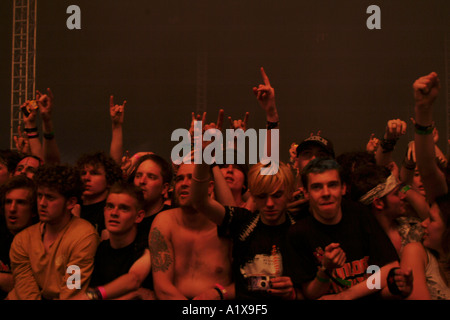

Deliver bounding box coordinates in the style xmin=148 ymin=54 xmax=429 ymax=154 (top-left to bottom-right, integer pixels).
xmin=243 ymin=112 xmax=249 ymax=129
xmin=260 ymin=67 xmax=271 ymax=86
xmin=216 ymin=109 xmax=224 ymax=130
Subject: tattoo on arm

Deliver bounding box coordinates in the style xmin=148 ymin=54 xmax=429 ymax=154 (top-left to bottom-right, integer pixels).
xmin=149 ymin=227 xmax=173 ymax=272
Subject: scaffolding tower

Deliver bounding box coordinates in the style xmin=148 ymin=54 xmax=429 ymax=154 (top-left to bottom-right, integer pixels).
xmin=10 ymin=0 xmax=37 ymax=149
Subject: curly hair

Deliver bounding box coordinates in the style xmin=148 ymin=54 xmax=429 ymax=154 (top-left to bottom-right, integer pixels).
xmin=76 ymin=151 xmax=123 ymax=186
xmin=34 ymin=164 xmax=83 ymax=200
xmin=349 ymin=163 xmax=391 ymax=202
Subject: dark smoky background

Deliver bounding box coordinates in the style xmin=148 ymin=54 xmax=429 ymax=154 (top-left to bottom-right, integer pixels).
xmin=1 ymin=0 xmax=449 ymax=165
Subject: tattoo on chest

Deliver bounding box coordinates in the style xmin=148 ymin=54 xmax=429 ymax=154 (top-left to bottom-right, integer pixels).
xmin=150 ymin=227 xmax=173 ymax=272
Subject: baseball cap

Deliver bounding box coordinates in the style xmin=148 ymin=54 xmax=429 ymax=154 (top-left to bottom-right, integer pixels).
xmin=296 ymin=135 xmax=335 ymax=158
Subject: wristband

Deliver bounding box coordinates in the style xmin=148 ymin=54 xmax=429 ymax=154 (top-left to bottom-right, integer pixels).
xmin=43 ymin=131 xmax=55 ymax=140
xmin=23 ymin=127 xmax=38 ymax=133
xmin=316 ymin=266 xmax=330 ymax=283
xmin=213 ymin=287 xmax=224 ymax=300
xmin=26 ymin=133 xmax=39 ymax=139
xmin=402 ymin=158 xmax=416 ymax=170
xmin=380 ymin=138 xmax=398 ymax=153
xmin=414 ymin=123 xmax=434 ymax=135
xmin=266 ymin=121 xmax=279 ymax=130
xmin=400 ymin=184 xmax=411 ymax=194
xmin=214 ymin=283 xmax=228 ymax=300
xmin=96 ymin=286 xmax=107 ymax=300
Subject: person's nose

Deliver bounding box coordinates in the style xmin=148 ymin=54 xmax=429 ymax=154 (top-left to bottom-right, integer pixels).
xmin=138 ymin=175 xmax=147 ymax=185
xmin=266 ymin=196 xmax=275 ymax=208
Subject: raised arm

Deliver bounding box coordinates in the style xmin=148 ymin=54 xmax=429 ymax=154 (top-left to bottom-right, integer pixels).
xmin=109 ymin=95 xmax=126 ymax=165
xmin=413 ymin=72 xmax=447 ymax=202
xmin=20 ymin=101 xmax=43 ymax=159
xmin=253 ymin=67 xmax=279 ymax=157
xmin=13 ymin=124 xmax=31 ymax=155
xmin=366 ymin=133 xmax=379 ymax=155
xmin=36 ymin=88 xmax=61 ymax=164
xmin=375 ymin=119 xmax=407 ymax=167
xmin=191 ymin=116 xmax=228 ymax=226
xmin=212 ymin=112 xmax=250 ymax=207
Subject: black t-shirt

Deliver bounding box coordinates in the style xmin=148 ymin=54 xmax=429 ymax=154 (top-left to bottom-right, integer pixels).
xmin=80 ymin=199 xmax=106 ymax=235
xmin=218 ymin=206 xmax=296 ymax=300
xmin=90 ymin=237 xmax=153 ymax=290
xmin=285 ymin=199 xmax=399 ymax=296
xmin=135 ymin=204 xmax=172 ymax=249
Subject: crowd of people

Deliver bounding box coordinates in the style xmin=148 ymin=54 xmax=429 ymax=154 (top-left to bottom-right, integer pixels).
xmin=0 ymin=69 xmax=449 ymax=300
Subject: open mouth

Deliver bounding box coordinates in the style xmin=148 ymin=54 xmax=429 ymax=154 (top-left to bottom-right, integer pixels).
xmin=7 ymin=216 xmax=17 ymax=224
xmin=108 ymin=220 xmax=120 ymax=226
xmin=179 ymin=190 xmax=189 ymax=196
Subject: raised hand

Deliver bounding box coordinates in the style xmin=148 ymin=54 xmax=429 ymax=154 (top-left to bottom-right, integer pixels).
xmin=189 ymin=111 xmax=206 ymax=137
xmin=228 ymin=112 xmax=249 ymax=131
xmin=413 ymin=72 xmax=440 ymax=107
xmin=36 ymin=88 xmax=54 ymax=123
xmin=20 ymin=100 xmax=38 ymax=127
xmin=201 ymin=109 xmax=224 ymax=150
xmin=110 ymin=95 xmax=126 ymax=126
xmin=384 ymin=119 xmax=407 ymax=140
xmin=366 ymin=133 xmax=379 ymax=154
xmin=14 ymin=124 xmax=30 ymax=155
xmin=252 ymin=67 xmax=278 ymax=122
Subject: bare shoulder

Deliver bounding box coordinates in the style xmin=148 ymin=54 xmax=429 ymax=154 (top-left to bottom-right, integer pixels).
xmin=401 ymin=242 xmax=427 ymax=263
xmin=152 ymin=208 xmax=179 ymax=228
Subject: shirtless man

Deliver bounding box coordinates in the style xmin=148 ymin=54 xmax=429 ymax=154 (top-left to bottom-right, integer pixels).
xmin=149 ymin=163 xmax=233 ymax=300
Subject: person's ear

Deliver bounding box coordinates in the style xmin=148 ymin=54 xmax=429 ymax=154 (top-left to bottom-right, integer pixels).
xmin=65 ymin=197 xmax=78 ymax=212
xmin=373 ymin=198 xmax=384 ymax=210
xmin=341 ymin=183 xmax=347 ymax=195
xmin=135 ymin=210 xmax=145 ymax=224
xmin=207 ymin=180 xmax=215 ymax=195
xmin=161 ymin=182 xmax=169 ymax=197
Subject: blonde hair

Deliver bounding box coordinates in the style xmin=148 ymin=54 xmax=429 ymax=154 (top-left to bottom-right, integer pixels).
xmin=248 ymin=162 xmax=294 ymax=197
